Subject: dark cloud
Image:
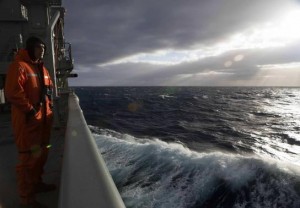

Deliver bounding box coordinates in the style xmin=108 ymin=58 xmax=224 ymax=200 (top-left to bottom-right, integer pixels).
xmin=64 ymin=0 xmax=296 ymax=63
xmin=64 ymin=0 xmax=300 ymax=86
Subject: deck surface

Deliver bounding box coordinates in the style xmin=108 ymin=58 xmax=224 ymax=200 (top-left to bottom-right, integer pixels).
xmin=0 ymin=111 xmax=65 ymax=208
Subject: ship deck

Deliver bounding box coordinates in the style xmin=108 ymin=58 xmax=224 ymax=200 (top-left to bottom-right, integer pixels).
xmin=0 ymin=110 xmax=65 ymax=208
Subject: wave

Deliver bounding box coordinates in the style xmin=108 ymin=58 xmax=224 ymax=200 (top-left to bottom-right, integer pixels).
xmin=159 ymin=94 xmax=176 ymax=99
xmin=90 ymin=126 xmax=300 ymax=208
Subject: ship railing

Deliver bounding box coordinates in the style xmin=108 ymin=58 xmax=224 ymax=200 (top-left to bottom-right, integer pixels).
xmin=59 ymin=92 xmax=126 ymax=208
xmin=57 ymin=42 xmax=73 ymax=71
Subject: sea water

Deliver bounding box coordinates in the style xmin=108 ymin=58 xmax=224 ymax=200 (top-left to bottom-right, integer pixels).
xmin=75 ymin=87 xmax=300 ymax=208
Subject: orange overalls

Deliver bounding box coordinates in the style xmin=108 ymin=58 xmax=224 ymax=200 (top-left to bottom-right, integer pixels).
xmin=5 ymin=49 xmax=53 ymax=204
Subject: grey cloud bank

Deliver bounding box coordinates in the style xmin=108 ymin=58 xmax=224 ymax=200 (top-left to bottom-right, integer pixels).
xmin=63 ymin=0 xmax=300 ymax=86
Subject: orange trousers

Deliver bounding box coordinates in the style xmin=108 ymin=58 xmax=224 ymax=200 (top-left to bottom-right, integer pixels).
xmin=12 ymin=108 xmax=53 ymax=204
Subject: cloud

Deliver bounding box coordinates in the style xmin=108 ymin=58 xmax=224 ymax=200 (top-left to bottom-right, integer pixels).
xmin=69 ymin=42 xmax=300 ymax=86
xmin=64 ymin=0 xmax=300 ymax=86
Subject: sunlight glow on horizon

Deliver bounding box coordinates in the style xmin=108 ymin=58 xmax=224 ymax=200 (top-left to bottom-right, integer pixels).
xmin=98 ymin=9 xmax=300 ymax=67
xmin=257 ymin=62 xmax=300 ymax=70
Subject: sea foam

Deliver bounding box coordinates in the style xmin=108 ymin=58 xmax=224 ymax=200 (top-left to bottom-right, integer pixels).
xmin=91 ymin=126 xmax=300 ymax=208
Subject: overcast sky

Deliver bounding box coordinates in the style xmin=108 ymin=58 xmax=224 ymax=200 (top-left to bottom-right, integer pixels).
xmin=63 ymin=0 xmax=300 ymax=86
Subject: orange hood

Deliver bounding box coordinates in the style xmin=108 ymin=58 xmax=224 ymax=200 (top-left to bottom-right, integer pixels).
xmin=15 ymin=49 xmax=37 ymax=64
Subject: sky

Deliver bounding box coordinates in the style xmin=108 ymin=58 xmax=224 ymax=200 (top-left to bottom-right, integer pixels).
xmin=63 ymin=0 xmax=300 ymax=86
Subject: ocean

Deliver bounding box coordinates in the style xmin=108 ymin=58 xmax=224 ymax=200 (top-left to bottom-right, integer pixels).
xmin=74 ymin=87 xmax=300 ymax=208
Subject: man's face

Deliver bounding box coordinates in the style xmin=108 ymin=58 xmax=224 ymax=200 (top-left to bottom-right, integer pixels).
xmin=34 ymin=43 xmax=45 ymax=60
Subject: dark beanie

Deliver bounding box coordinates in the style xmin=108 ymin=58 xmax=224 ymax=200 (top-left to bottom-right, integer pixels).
xmin=25 ymin=36 xmax=46 ymax=60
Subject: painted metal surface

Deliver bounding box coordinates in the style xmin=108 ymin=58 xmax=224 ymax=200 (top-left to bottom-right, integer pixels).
xmin=59 ymin=93 xmax=126 ymax=208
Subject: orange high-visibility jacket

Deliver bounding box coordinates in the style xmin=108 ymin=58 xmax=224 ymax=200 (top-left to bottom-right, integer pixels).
xmin=5 ymin=49 xmax=53 ymax=113
xmin=5 ymin=49 xmax=53 ymax=150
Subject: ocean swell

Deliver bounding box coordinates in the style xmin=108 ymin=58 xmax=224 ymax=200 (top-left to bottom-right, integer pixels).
xmin=91 ymin=127 xmax=300 ymax=208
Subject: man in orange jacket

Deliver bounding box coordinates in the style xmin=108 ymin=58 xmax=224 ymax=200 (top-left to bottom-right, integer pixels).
xmin=5 ymin=37 xmax=56 ymax=208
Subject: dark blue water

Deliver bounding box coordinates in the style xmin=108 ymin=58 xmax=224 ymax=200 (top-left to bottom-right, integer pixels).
xmin=75 ymin=87 xmax=300 ymax=208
